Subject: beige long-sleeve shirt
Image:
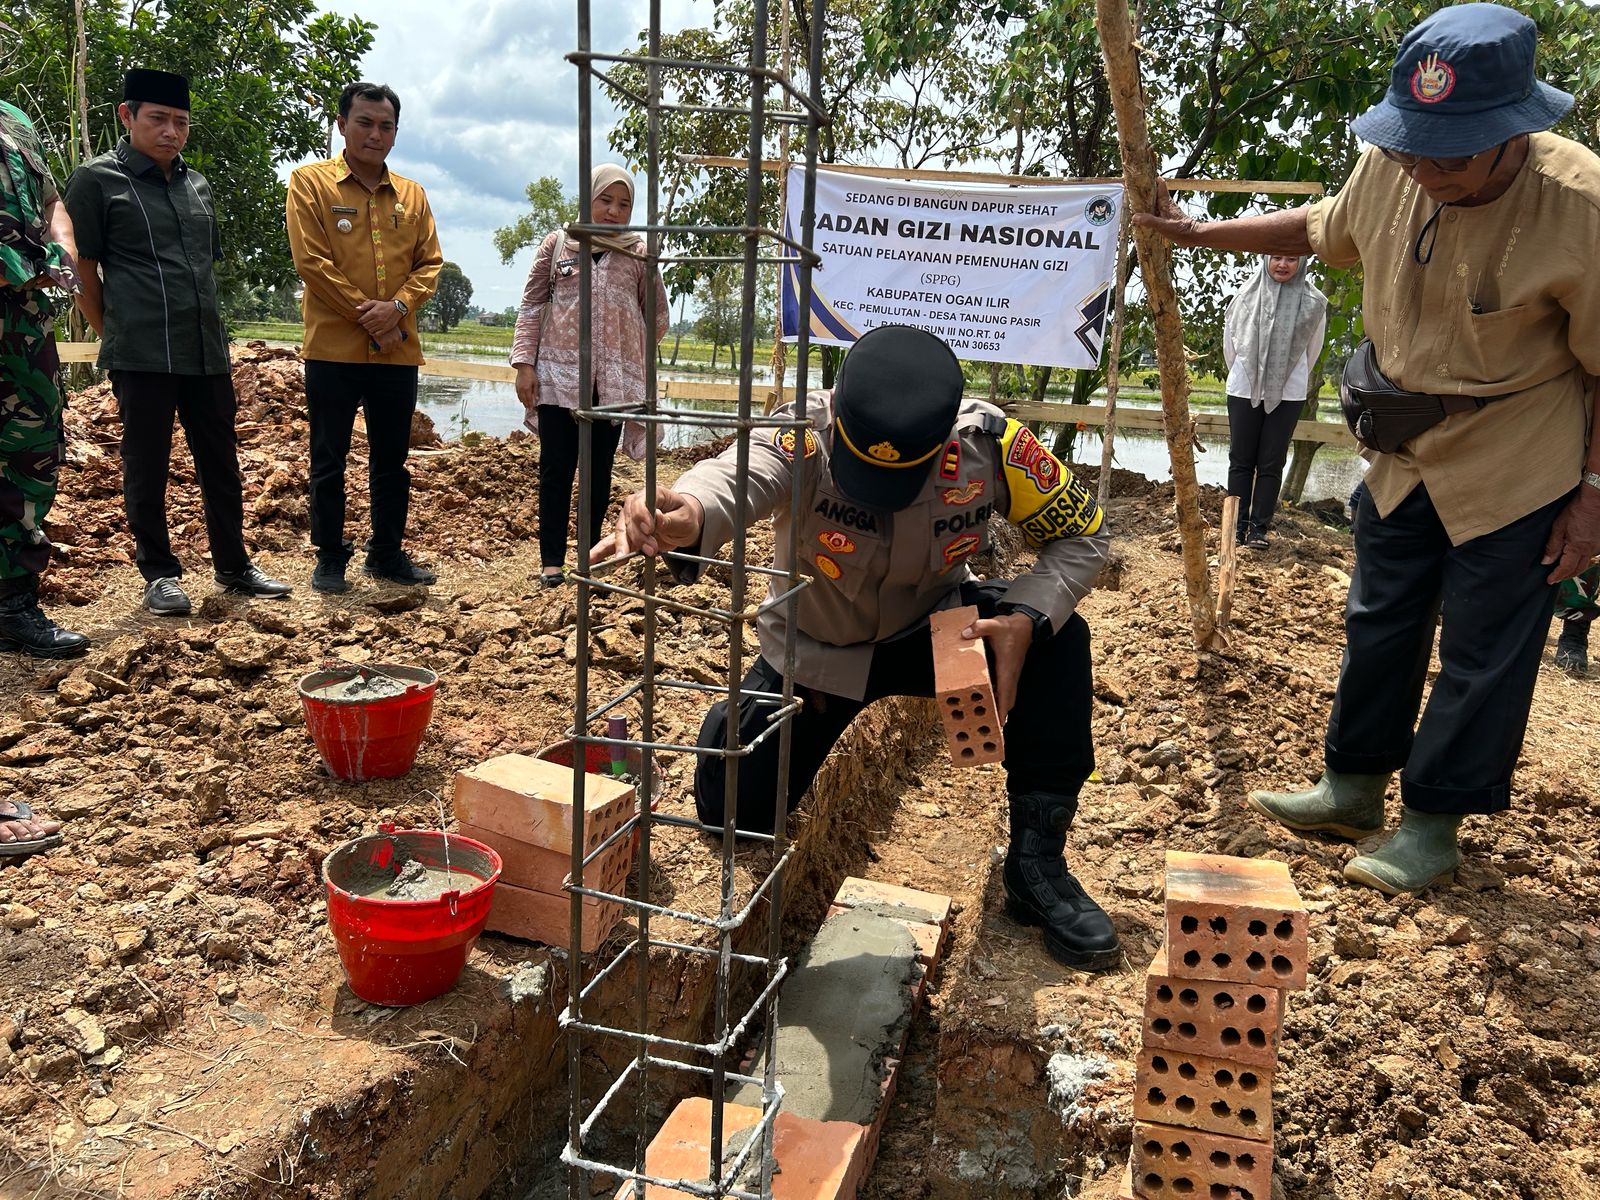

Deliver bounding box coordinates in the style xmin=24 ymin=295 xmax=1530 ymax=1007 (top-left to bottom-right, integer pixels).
xmin=671 ymin=393 xmax=1110 ymax=700
xmin=1307 ymin=135 xmax=1600 ymax=544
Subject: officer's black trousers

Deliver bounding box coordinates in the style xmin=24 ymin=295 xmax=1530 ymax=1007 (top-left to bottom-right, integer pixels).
xmin=694 ymin=580 xmax=1095 ymax=834
xmin=1325 ymin=482 xmax=1567 ymax=815
xmin=110 ymin=370 xmax=248 ymax=581
xmin=305 ymin=361 xmax=418 ymax=563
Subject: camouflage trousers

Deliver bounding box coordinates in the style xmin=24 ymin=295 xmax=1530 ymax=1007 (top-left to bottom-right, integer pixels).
xmin=0 ymin=288 xmax=64 ymax=594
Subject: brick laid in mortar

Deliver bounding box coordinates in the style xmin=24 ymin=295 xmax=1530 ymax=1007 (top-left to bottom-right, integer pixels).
xmin=1142 ymin=947 xmax=1282 ymax=1068
xmin=929 ymin=605 xmax=1005 ymax=767
xmin=619 ymin=1096 xmax=867 ymax=1200
xmin=730 ymin=910 xmax=920 ymax=1124
xmin=832 ymin=876 xmax=953 ymax=928
xmin=452 ymin=753 xmax=635 ymax=854
xmin=1163 ymin=850 xmax=1309 ymax=990
xmin=827 ymin=903 xmax=943 ymax=969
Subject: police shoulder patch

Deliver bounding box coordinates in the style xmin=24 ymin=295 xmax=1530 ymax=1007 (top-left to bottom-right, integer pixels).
xmin=772 ymin=427 xmax=817 ymax=460
xmin=998 ymin=418 xmax=1103 ymax=545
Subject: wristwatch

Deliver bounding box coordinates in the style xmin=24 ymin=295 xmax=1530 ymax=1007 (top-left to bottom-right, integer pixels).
xmin=392 ymin=298 xmax=409 ymax=317
xmin=999 ymin=603 xmax=1052 ymax=642
xmin=1583 ymin=469 xmax=1600 ymax=491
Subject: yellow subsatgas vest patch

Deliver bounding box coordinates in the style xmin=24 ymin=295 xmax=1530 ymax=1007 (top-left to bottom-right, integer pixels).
xmin=998 ymin=418 xmax=1104 ymax=547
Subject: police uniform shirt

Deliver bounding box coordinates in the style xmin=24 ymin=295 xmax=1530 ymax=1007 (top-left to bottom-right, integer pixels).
xmin=65 ymin=140 xmax=229 ymax=376
xmin=671 ymin=393 xmax=1110 ymax=701
xmin=1308 ymin=135 xmax=1600 ymax=544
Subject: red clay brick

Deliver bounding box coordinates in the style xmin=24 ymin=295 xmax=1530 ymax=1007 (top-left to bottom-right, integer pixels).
xmin=1164 ymin=851 xmax=1309 ymax=990
xmin=1131 ymin=1120 xmax=1272 ymax=1200
xmin=1142 ymin=947 xmax=1282 ymax=1067
xmin=457 ymin=820 xmax=632 ymax=900
xmin=615 ymin=1096 xmax=866 ymax=1199
xmin=452 ymin=754 xmax=635 ymax=855
xmin=1134 ymin=1047 xmax=1274 ymax=1143
xmin=929 ymin=606 xmax=1004 ymax=767
xmin=832 ymin=877 xmax=953 ymax=930
xmin=484 ymin=879 xmax=623 ymax=955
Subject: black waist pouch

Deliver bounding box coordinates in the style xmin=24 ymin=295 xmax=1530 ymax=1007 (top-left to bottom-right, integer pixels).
xmin=1339 ymin=339 xmax=1498 ymax=455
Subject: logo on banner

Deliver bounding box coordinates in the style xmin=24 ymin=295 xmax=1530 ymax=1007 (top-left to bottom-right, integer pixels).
xmin=1085 ymin=196 xmax=1117 ymax=226
xmin=1005 ymin=424 xmax=1061 ymax=493
xmin=818 ymin=530 xmax=856 ymax=554
xmin=1076 ymin=283 xmax=1112 ymax=360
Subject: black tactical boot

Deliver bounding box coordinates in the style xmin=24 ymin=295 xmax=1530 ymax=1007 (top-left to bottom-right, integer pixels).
xmin=0 ymin=592 xmax=89 ymax=659
xmin=1003 ymin=791 xmax=1122 ymax=971
xmin=1555 ymin=620 xmax=1590 ymax=677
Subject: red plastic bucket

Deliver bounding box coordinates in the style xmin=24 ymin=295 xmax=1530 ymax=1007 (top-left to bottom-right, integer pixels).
xmin=298 ymin=664 xmax=438 ymax=781
xmin=322 ymin=825 xmax=501 ymax=1006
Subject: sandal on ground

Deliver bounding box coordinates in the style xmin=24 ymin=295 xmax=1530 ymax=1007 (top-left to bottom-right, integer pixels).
xmin=0 ymin=800 xmax=63 ymax=858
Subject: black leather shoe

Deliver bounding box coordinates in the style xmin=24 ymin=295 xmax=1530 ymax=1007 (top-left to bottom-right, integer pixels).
xmin=1003 ymin=791 xmax=1122 ymax=972
xmin=215 ymin=564 xmax=292 ymax=598
xmin=0 ymin=594 xmax=89 ymax=659
xmin=362 ymin=553 xmax=436 ymax=586
xmin=311 ymin=557 xmax=350 ymax=595
xmin=143 ymin=577 xmax=192 ymax=616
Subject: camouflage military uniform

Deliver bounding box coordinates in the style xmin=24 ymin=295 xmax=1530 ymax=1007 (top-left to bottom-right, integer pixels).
xmin=0 ymin=100 xmax=78 ymax=597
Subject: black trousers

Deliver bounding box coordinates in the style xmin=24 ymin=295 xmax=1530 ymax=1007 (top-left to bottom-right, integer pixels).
xmin=1226 ymin=395 xmax=1303 ymax=534
xmin=305 ymin=361 xmax=418 ymax=562
xmin=695 ymin=580 xmax=1096 ymax=834
xmin=110 ymin=370 xmax=248 ymax=581
xmin=1325 ymin=482 xmax=1567 ymax=815
xmin=537 ymin=403 xmax=622 ymax=568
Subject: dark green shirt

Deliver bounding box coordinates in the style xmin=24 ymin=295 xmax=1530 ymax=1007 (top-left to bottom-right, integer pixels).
xmin=64 ymin=139 xmax=228 ymax=376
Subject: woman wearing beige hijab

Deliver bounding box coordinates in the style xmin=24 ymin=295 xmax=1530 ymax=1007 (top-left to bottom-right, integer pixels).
xmin=511 ymin=164 xmax=669 ymax=584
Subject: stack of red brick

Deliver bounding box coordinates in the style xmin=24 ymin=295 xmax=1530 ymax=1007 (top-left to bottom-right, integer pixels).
xmin=453 ymin=753 xmax=636 ymax=953
xmin=1120 ymin=851 xmax=1309 ymax=1200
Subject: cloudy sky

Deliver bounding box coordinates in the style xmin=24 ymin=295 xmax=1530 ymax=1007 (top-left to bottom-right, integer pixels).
xmin=306 ymin=0 xmax=712 ymax=312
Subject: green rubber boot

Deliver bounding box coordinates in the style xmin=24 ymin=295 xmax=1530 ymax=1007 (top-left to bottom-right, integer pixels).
xmin=1343 ymin=808 xmax=1462 ymax=895
xmin=1245 ymin=770 xmax=1389 ymax=840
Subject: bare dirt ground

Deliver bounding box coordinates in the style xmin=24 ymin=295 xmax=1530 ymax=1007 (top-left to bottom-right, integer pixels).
xmin=1 ymin=345 xmax=1597 ymax=1200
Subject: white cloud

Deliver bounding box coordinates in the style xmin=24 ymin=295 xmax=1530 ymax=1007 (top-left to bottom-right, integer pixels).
xmin=300 ymin=0 xmax=713 ymax=311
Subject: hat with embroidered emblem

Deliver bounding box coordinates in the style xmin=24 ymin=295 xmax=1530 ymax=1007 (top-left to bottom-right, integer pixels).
xmin=1350 ymin=4 xmax=1572 ymax=157
xmin=829 ymin=325 xmax=964 ymax=512
xmin=123 ymin=69 xmax=191 ymax=112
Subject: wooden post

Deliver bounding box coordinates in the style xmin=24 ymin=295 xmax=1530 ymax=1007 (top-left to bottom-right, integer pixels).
xmin=1216 ymin=496 xmax=1240 ymax=634
xmin=1097 ymin=205 xmax=1131 ymax=514
xmin=1095 ymin=0 xmax=1223 ymax=651
xmin=767 ymin=0 xmax=795 ymax=411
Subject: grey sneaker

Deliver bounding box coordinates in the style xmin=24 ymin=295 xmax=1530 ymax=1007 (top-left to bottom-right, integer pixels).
xmin=143 ymin=577 xmax=192 ymax=616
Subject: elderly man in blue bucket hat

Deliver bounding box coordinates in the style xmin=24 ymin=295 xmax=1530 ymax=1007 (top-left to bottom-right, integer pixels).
xmin=1137 ymin=3 xmax=1600 ymax=895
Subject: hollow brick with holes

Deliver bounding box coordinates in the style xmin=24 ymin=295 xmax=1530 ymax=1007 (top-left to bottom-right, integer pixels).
xmin=1131 ymin=1119 xmax=1273 ymax=1200
xmin=1134 ymin=1047 xmax=1274 ymax=1142
xmin=929 ymin=606 xmax=1005 ymax=767
xmin=1163 ymin=850 xmax=1309 ymax=990
xmin=1142 ymin=947 xmax=1282 ymax=1067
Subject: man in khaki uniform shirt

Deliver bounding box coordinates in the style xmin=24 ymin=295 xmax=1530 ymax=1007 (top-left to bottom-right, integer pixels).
xmin=1138 ymin=4 xmax=1600 ymax=895
xmin=286 ymin=81 xmax=442 ymax=592
xmin=599 ymin=327 xmax=1121 ymax=971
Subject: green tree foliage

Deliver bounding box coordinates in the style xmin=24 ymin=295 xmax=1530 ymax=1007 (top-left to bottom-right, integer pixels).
xmin=425 ymin=261 xmax=474 ymax=331
xmin=2 ymin=0 xmax=373 ymax=296
xmin=492 ymin=176 xmax=580 ymax=264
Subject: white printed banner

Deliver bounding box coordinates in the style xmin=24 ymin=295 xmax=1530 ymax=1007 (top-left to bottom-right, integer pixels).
xmin=780 ymin=168 xmax=1123 ymax=369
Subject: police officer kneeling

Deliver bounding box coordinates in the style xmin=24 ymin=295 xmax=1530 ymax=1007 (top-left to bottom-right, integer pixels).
xmin=600 ymin=326 xmax=1121 ymax=971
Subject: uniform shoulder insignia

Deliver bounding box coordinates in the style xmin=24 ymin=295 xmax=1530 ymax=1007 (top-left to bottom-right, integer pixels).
xmin=999 ymin=418 xmax=1104 ymax=546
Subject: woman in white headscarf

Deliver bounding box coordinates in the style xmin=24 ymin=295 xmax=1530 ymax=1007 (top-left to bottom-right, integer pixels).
xmin=1222 ymin=255 xmax=1328 ymax=548
xmin=511 ymin=164 xmax=669 ymax=584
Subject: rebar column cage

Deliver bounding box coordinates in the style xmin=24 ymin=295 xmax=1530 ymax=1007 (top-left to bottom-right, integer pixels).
xmin=559 ymin=2 xmax=828 ymax=1198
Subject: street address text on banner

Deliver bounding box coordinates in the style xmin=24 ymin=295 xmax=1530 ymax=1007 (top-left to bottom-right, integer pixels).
xmin=781 ymin=168 xmax=1123 ymax=370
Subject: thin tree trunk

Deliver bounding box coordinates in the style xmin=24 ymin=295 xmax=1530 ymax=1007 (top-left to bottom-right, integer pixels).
xmin=1096 ymin=0 xmax=1222 ymax=650
xmin=1097 ymin=207 xmax=1132 ymax=513
xmin=1282 ymin=377 xmax=1325 ymax=503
